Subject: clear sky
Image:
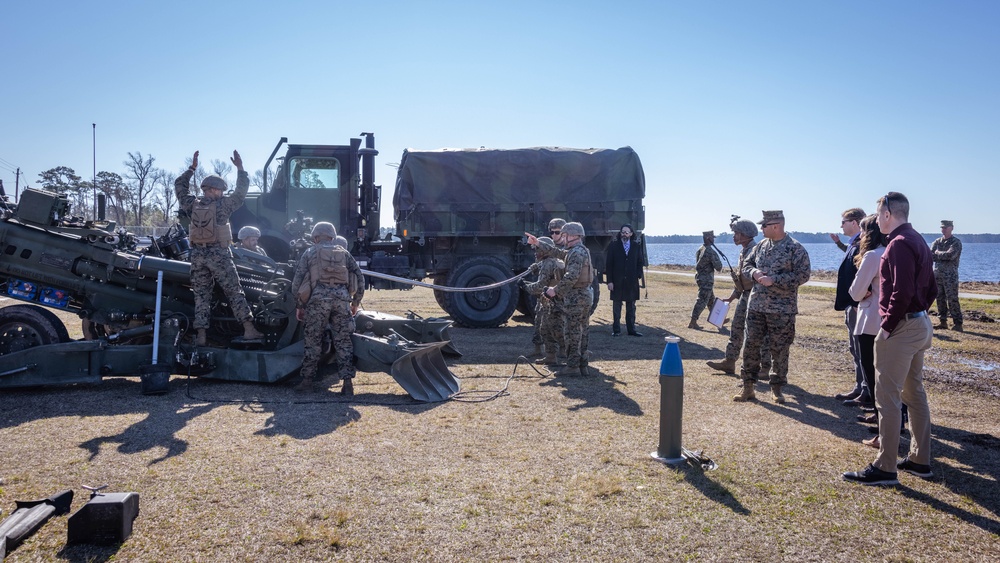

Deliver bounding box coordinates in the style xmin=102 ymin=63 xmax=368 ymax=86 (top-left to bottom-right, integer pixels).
xmin=2 ymin=0 xmax=997 ymax=236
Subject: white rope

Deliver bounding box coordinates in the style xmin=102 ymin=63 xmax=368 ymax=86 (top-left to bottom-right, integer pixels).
xmin=359 ymin=268 xmax=531 ymax=292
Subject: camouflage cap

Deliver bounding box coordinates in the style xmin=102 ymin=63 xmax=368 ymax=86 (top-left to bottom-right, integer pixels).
xmin=703 ymin=230 xmax=715 ymax=238
xmin=534 ymin=236 xmax=556 ymax=253
xmin=940 ymin=220 xmax=954 ymax=228
xmin=334 ymin=235 xmax=349 ymax=248
xmin=731 ymin=219 xmax=758 ymax=238
xmin=238 ymin=226 xmax=261 ymax=239
xmin=757 ymin=210 xmax=784 ymax=225
xmin=311 ymin=222 xmax=337 ymax=240
xmin=201 ymin=174 xmax=227 ymax=192
xmin=562 ymin=222 xmax=585 ymax=236
xmin=548 ymin=217 xmax=567 ymax=231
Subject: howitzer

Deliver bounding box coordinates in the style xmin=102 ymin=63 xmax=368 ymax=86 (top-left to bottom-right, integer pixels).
xmin=0 ymin=188 xmax=459 ymax=401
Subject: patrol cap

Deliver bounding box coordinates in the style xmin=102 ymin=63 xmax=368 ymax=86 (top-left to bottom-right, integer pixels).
xmin=201 ymin=174 xmax=227 ymax=192
xmin=238 ymin=226 xmax=261 ymax=239
xmin=548 ymin=217 xmax=567 ymax=231
xmin=940 ymin=220 xmax=954 ymax=228
xmin=311 ymin=222 xmax=337 ymax=240
xmin=731 ymin=219 xmax=758 ymax=238
xmin=334 ymin=235 xmax=349 ymax=248
xmin=535 ymin=236 xmax=556 ymax=252
xmin=703 ymin=230 xmax=715 ymax=238
xmin=562 ymin=222 xmax=585 ymax=236
xmin=757 ymin=210 xmax=784 ymax=225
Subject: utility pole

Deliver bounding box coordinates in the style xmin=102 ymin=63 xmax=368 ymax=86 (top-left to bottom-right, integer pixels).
xmin=93 ymin=123 xmax=97 ymax=219
xmin=15 ymin=167 xmax=20 ymax=201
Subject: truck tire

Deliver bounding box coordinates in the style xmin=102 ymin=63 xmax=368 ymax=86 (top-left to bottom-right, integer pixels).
xmin=432 ymin=276 xmax=452 ymax=316
xmin=0 ymin=304 xmax=71 ymax=356
xmin=445 ymin=256 xmax=519 ymax=328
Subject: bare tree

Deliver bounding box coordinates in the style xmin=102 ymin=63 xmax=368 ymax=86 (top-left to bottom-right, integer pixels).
xmin=95 ymin=171 xmax=128 ymax=224
xmin=153 ymin=168 xmax=177 ymax=225
xmin=211 ymin=158 xmax=233 ymax=186
xmin=123 ymin=152 xmax=157 ymax=225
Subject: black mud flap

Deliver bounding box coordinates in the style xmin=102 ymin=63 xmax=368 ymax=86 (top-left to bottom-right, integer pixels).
xmin=355 ymin=310 xmax=462 ymax=357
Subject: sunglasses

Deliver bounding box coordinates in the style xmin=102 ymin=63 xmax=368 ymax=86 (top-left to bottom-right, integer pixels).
xmin=550 ymin=230 xmax=561 ymax=235
xmin=883 ymin=194 xmax=892 ymax=214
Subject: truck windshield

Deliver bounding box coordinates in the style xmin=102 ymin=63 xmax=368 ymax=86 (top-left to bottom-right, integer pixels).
xmin=290 ymin=157 xmax=340 ymax=190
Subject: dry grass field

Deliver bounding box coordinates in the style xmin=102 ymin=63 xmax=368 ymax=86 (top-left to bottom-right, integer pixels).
xmin=2 ymin=268 xmax=999 ymax=562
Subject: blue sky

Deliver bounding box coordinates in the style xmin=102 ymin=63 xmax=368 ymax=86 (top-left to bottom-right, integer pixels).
xmin=1 ymin=0 xmax=997 ymax=235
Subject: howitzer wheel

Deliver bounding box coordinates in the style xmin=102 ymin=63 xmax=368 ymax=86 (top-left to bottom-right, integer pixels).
xmin=0 ymin=304 xmax=71 ymax=356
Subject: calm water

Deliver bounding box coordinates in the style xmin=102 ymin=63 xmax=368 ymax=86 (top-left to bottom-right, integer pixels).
xmin=646 ymin=242 xmax=1000 ymax=282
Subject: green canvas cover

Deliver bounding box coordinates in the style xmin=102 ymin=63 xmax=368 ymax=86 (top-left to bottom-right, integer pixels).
xmin=393 ymin=147 xmax=645 ymax=219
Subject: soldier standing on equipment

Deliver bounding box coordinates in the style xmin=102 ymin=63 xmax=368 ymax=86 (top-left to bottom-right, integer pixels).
xmin=237 ymin=226 xmax=267 ymax=256
xmin=523 ymin=236 xmax=565 ymax=366
xmin=733 ymin=210 xmax=811 ymax=404
xmin=291 ymin=222 xmax=365 ymax=395
xmin=690 ymin=230 xmax=722 ymax=329
xmin=706 ymin=219 xmax=771 ymax=375
xmin=175 ymin=150 xmax=264 ymax=346
xmin=544 ymin=222 xmax=593 ymax=376
xmin=931 ymin=220 xmax=963 ymax=332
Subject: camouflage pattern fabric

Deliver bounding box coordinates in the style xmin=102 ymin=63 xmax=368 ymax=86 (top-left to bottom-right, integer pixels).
xmin=300 ymin=284 xmax=356 ymax=382
xmin=525 ymin=256 xmax=566 ymax=352
xmin=740 ymin=235 xmax=810 ymax=384
xmin=292 ymin=242 xmax=365 ymax=381
xmin=551 ymin=244 xmax=593 ymax=368
xmin=931 ymin=236 xmax=962 ymax=323
xmin=725 ymin=240 xmax=771 ymax=368
xmin=741 ymin=311 xmax=793 ymax=384
xmin=175 ymin=169 xmax=250 ymax=233
xmin=692 ymin=244 xmax=722 ymax=320
xmin=743 ymin=236 xmax=811 ymax=315
xmin=189 ymin=245 xmax=253 ymax=330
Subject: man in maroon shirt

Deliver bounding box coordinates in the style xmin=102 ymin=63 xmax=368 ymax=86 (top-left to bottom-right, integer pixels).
xmin=844 ymin=192 xmax=937 ymax=485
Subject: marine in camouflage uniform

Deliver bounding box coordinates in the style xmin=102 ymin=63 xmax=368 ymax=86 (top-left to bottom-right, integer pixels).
xmin=706 ymin=220 xmax=771 ymax=374
xmin=735 ymin=210 xmax=811 ymax=404
xmin=931 ymin=220 xmax=962 ymax=331
xmin=237 ymin=225 xmax=268 ymax=256
xmin=175 ymin=150 xmax=263 ymax=346
xmin=690 ymin=231 xmax=723 ymax=329
xmin=523 ymin=237 xmax=566 ymax=365
xmin=291 ymin=222 xmax=365 ymax=395
xmin=544 ymin=222 xmax=593 ymax=375
xmin=525 ymin=218 xmax=568 ymax=358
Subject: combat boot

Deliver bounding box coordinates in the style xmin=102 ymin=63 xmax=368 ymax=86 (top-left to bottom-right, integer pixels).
xmin=953 ymin=323 xmax=963 ymax=333
xmin=195 ymin=329 xmax=207 ymax=347
xmin=341 ymin=378 xmax=355 ymax=397
xmin=733 ymin=380 xmax=756 ymax=402
xmin=554 ymin=364 xmax=583 ymax=376
xmin=293 ymin=377 xmax=313 ymax=393
xmin=530 ymin=343 xmax=544 ymax=358
xmin=535 ymin=352 xmax=561 ymax=366
xmin=241 ymin=320 xmax=265 ymax=341
xmin=706 ymin=358 xmax=736 ymax=374
xmin=771 ymin=385 xmax=786 ymax=404
xmin=936 ymin=319 xmax=948 ymax=330
xmin=688 ymin=319 xmax=701 ymax=330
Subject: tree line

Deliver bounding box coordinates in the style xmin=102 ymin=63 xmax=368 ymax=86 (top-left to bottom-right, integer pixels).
xmin=30 ymin=153 xmax=270 ymax=227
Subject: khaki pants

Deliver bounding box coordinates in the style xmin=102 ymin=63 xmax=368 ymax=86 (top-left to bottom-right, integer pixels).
xmin=873 ymin=315 xmax=933 ymax=472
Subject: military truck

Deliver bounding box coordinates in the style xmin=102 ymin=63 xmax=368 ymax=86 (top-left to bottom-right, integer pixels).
xmin=230 ymin=134 xmax=646 ymax=328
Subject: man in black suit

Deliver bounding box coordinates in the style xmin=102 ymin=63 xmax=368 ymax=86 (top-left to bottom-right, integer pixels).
xmin=605 ymin=224 xmax=645 ymax=336
xmin=832 ymin=207 xmax=871 ymax=406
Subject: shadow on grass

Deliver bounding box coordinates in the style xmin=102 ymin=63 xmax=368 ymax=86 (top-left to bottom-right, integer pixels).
xmin=749 ymin=383 xmax=1000 ymax=534
xmin=672 ymin=464 xmax=751 ymax=515
xmin=539 ymin=367 xmax=643 ymax=416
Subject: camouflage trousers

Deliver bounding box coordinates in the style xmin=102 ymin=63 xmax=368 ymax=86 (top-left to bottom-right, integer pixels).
xmin=538 ymin=302 xmax=566 ymax=354
xmin=301 ymin=284 xmax=356 ymax=382
xmin=532 ymin=299 xmax=544 ymax=345
xmin=934 ymin=270 xmax=962 ymax=323
xmin=691 ymin=279 xmax=715 ymax=321
xmin=725 ymin=291 xmax=772 ymax=371
xmin=561 ymin=287 xmax=592 ymax=368
xmin=190 ymin=245 xmax=253 ymax=330
xmin=741 ymin=310 xmax=795 ymax=385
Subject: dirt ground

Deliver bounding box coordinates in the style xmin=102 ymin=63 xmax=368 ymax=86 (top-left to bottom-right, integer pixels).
xmin=1 ymin=272 xmax=999 ymax=562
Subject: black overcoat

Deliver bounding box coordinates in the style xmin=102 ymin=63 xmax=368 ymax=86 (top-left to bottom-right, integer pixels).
xmin=604 ymin=237 xmax=645 ymax=301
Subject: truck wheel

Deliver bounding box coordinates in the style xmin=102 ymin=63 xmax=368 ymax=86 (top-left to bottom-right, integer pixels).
xmin=445 ymin=256 xmax=519 ymax=328
xmin=0 ymin=304 xmax=71 ymax=356
xmin=432 ymin=276 xmax=452 ymax=316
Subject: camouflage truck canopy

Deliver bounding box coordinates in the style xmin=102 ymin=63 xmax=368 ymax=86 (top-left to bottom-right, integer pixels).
xmin=393 ymin=146 xmax=645 ymax=220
